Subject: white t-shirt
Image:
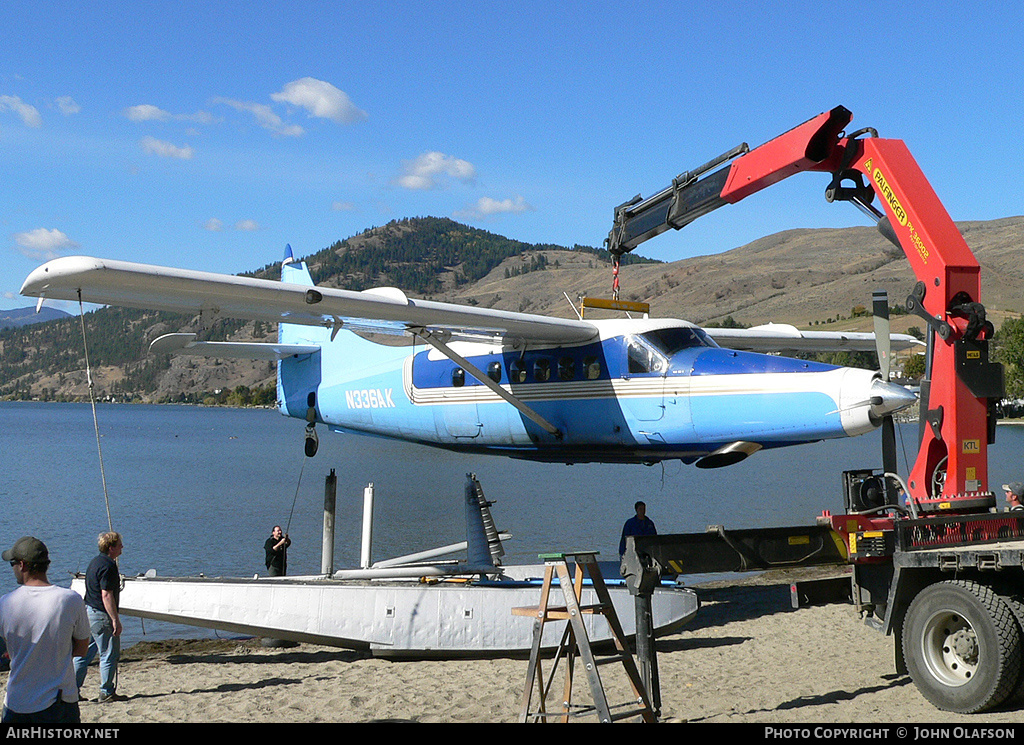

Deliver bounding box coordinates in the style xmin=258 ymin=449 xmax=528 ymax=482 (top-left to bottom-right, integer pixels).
xmin=0 ymin=584 xmax=91 ymax=714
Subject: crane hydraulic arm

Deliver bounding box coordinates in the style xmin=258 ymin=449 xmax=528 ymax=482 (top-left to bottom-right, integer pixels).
xmin=608 ymin=106 xmax=1003 ymax=509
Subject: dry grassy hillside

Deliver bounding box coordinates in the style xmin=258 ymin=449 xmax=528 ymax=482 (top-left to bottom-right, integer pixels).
xmin=447 ymin=217 xmax=1024 ymax=337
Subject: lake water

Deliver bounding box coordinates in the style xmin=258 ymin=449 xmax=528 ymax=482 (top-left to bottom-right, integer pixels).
xmin=2 ymin=401 xmax=1022 ymax=646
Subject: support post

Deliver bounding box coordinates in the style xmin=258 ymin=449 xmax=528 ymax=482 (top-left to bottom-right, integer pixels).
xmin=634 ymin=594 xmax=661 ymax=716
xmin=321 ymin=469 xmax=336 ymax=575
xmin=360 ymin=482 xmax=374 ymax=569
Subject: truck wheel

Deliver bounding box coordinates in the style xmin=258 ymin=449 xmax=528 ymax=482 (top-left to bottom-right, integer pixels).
xmin=993 ymin=590 xmax=1024 ymax=706
xmin=902 ymin=580 xmax=1022 ymax=713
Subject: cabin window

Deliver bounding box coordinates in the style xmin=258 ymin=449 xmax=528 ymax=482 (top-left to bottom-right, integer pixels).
xmin=510 ymin=359 xmax=527 ymax=383
xmin=452 ymin=368 xmax=465 ymax=387
xmin=628 ymin=340 xmax=652 ymax=374
xmin=584 ymin=356 xmax=601 ymax=380
xmin=534 ymin=358 xmax=551 ymax=382
xmin=487 ymin=361 xmax=502 ymax=383
xmin=558 ymin=356 xmax=575 ymax=381
xmin=627 ymin=338 xmax=666 ymax=374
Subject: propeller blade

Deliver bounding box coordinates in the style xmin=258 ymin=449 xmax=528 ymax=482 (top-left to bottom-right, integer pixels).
xmin=881 ymin=416 xmax=897 ymax=474
xmin=872 ymin=289 xmax=891 ymax=381
xmin=873 ymin=290 xmax=899 ymax=501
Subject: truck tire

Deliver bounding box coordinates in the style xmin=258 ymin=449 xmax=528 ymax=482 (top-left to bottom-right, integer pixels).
xmin=993 ymin=590 xmax=1024 ymax=707
xmin=902 ymin=580 xmax=1022 ymax=713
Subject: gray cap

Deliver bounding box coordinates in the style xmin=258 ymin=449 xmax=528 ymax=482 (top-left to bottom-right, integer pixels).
xmin=1002 ymin=482 xmax=1024 ymax=499
xmin=2 ymin=536 xmax=49 ymax=565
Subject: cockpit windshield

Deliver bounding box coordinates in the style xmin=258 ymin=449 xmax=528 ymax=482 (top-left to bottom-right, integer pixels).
xmin=627 ymin=326 xmax=717 ymax=375
xmin=640 ymin=326 xmax=717 ymax=356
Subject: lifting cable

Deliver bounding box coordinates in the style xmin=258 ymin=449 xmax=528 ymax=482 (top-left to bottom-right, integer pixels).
xmin=78 ymin=292 xmax=115 ymax=534
xmin=611 ymin=255 xmax=621 ymax=301
xmin=78 ymin=295 xmax=128 ymax=671
xmin=77 ymin=291 xmax=307 ymax=551
xmin=284 ymin=449 xmax=309 ymax=537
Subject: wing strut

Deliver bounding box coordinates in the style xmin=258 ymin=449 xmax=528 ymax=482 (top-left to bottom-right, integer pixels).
xmin=412 ymin=328 xmax=562 ymax=438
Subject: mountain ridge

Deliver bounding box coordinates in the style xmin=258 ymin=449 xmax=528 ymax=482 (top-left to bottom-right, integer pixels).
xmin=2 ymin=214 xmax=1021 ymax=403
xmin=0 ymin=306 xmax=71 ymax=330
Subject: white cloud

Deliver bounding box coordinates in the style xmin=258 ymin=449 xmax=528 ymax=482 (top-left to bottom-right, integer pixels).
xmin=396 ymin=151 xmax=476 ymax=190
xmin=12 ymin=228 xmax=78 ymax=260
xmin=271 ymin=77 xmax=367 ymax=125
xmin=126 ymin=104 xmax=171 ymax=122
xmin=212 ymin=97 xmax=303 ymax=137
xmin=472 ymin=195 xmax=534 ymax=216
xmin=185 ymin=110 xmax=218 ymax=125
xmin=126 ymin=104 xmax=218 ymax=125
xmin=140 ymin=136 xmax=194 ymax=159
xmin=55 ymin=96 xmax=81 ymax=116
xmin=331 ymin=200 xmax=356 ymax=212
xmin=202 ymin=218 xmax=261 ymax=232
xmin=0 ymin=95 xmax=42 ymax=127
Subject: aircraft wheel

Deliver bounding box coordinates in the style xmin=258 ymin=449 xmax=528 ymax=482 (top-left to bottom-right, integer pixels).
xmin=902 ymin=580 xmax=1022 ymax=713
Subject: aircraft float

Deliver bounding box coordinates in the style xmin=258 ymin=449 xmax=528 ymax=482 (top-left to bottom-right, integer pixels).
xmin=21 ymin=106 xmax=927 ymax=469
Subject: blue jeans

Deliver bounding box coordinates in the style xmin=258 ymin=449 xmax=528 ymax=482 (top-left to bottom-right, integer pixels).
xmin=74 ymin=607 xmax=120 ymax=696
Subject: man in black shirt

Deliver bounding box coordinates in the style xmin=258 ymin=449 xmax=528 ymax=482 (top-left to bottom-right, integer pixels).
xmin=73 ymin=532 xmax=124 ymax=703
xmin=264 ymin=525 xmax=291 ymax=576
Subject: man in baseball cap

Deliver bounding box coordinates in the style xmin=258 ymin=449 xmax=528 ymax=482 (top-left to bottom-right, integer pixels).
xmin=0 ymin=537 xmax=90 ymax=723
xmin=1002 ymin=482 xmax=1024 ymax=511
xmin=2 ymin=536 xmax=50 ymax=567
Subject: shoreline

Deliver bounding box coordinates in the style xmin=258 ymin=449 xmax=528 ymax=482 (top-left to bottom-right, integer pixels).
xmin=54 ymin=570 xmax=1024 ymax=724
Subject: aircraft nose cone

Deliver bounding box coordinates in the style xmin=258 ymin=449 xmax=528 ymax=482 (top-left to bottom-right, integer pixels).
xmin=869 ymin=377 xmax=918 ymax=417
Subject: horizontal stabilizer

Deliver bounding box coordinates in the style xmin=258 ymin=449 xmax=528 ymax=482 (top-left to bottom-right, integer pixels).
xmin=150 ymin=333 xmax=319 ymax=360
xmin=706 ymin=323 xmax=924 ymax=353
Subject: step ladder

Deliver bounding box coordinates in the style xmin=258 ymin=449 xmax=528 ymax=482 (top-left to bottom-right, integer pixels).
xmin=512 ymin=551 xmax=657 ymax=723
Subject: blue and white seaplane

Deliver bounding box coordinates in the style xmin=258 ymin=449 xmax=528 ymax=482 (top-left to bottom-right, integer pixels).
xmin=20 ymin=246 xmax=919 ymax=468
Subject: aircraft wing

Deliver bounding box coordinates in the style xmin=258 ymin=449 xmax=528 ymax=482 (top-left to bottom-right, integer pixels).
xmin=20 ymin=256 xmax=599 ymax=346
xmin=705 ymin=323 xmax=925 ymax=353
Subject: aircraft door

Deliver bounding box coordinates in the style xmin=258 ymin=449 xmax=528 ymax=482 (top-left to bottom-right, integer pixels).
xmin=441 ymin=398 xmax=481 ymax=438
xmin=662 ymin=351 xmax=696 ymax=445
xmin=438 ymin=363 xmax=482 ymax=439
xmin=620 ymin=336 xmax=666 ymax=422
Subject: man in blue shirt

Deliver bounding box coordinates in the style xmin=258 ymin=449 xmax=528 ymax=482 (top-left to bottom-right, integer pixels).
xmin=619 ymin=501 xmax=657 ymax=557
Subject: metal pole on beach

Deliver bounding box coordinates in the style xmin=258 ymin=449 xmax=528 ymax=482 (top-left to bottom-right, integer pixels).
xmin=635 ymin=594 xmax=661 ymax=716
xmin=322 ymin=469 xmax=337 ymax=575
xmin=360 ymin=483 xmax=374 ymax=569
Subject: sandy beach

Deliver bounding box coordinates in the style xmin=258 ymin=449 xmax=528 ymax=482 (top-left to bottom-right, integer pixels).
xmin=27 ymin=571 xmax=1024 ymax=725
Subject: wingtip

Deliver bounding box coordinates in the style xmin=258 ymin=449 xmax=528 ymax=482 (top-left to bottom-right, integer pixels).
xmin=283 ymin=244 xmax=294 ymax=266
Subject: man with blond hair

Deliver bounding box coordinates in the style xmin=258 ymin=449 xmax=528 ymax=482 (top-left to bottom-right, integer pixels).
xmin=74 ymin=532 xmax=124 ymax=702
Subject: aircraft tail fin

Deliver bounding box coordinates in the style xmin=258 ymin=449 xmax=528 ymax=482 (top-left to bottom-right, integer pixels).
xmin=280 ymin=243 xmax=312 ymax=286
xmin=278 ymin=245 xmax=331 ymax=345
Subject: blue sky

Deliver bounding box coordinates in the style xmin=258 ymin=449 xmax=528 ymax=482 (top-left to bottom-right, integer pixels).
xmin=2 ymin=1 xmax=1022 ymax=312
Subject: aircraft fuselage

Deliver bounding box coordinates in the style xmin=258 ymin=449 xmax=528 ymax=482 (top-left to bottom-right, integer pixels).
xmin=278 ymin=317 xmax=906 ymax=466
